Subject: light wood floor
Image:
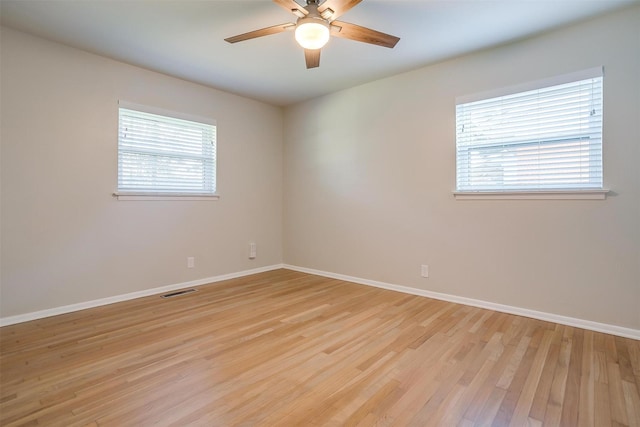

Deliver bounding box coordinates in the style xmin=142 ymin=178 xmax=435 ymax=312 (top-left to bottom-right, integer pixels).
xmin=1 ymin=269 xmax=639 ymax=426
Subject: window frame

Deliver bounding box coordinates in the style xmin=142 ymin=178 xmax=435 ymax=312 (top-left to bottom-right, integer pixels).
xmin=454 ymin=67 xmax=608 ymax=200
xmin=114 ymin=101 xmax=219 ymax=201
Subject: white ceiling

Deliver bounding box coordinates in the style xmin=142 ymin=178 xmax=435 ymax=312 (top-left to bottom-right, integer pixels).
xmin=1 ymin=0 xmax=636 ymax=106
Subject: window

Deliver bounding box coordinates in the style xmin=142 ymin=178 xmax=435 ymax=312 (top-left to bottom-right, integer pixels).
xmin=117 ymin=103 xmax=217 ymax=197
xmin=455 ymin=68 xmax=604 ymax=197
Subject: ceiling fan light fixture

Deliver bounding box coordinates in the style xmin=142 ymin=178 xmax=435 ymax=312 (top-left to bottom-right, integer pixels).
xmin=225 ymin=0 xmax=400 ymax=69
xmin=295 ymin=18 xmax=330 ymax=50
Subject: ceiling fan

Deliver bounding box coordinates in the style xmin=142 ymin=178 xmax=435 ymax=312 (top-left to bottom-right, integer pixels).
xmin=224 ymin=0 xmax=400 ymax=69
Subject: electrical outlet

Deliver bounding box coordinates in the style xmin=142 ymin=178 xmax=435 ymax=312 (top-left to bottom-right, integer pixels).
xmin=421 ymin=264 xmax=429 ymax=278
xmin=187 ymin=257 xmax=195 ymax=268
xmin=249 ymin=242 xmax=256 ymax=259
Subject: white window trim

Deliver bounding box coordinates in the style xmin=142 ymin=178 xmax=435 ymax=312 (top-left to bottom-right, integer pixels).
xmin=116 ymin=101 xmax=218 ymax=200
xmin=113 ymin=192 xmax=220 ymax=201
xmin=118 ymin=101 xmax=216 ymax=127
xmin=455 ymin=66 xmax=603 ymax=105
xmin=453 ymin=188 xmax=609 ymax=200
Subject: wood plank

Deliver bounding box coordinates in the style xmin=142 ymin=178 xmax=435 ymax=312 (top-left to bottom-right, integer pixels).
xmin=623 ymin=380 xmax=640 ymax=427
xmin=609 ymin=362 xmax=631 ymax=426
xmin=578 ymin=330 xmax=596 ymax=427
xmin=508 ymin=329 xmax=555 ymax=425
xmin=595 ymin=380 xmax=613 ymax=427
xmin=544 ymin=326 xmax=574 ymax=425
xmin=528 ymin=327 xmax=562 ymax=421
xmin=560 ymin=327 xmax=584 ymax=426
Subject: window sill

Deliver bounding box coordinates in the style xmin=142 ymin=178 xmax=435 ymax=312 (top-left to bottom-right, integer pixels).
xmin=113 ymin=192 xmax=220 ymax=201
xmin=453 ymin=189 xmax=609 ymax=200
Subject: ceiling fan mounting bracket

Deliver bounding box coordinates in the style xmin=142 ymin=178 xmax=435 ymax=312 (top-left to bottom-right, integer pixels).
xmin=292 ymin=9 xmax=306 ymax=18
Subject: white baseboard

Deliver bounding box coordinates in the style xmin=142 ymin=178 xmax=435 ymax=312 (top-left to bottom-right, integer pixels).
xmin=4 ymin=263 xmax=638 ymax=340
xmin=283 ymin=264 xmax=640 ymax=340
xmin=0 ymin=264 xmax=285 ymax=327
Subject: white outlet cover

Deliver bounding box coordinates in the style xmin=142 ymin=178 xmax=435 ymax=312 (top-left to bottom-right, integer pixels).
xmin=421 ymin=265 xmax=429 ymax=278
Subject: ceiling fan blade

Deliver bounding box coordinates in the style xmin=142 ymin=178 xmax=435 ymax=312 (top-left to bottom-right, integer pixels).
xmin=225 ymin=23 xmax=295 ymax=44
xmin=273 ymin=0 xmax=308 ymax=17
xmin=304 ymin=49 xmax=321 ymax=69
xmin=318 ymin=0 xmax=362 ymax=21
xmin=330 ymin=21 xmax=400 ymax=48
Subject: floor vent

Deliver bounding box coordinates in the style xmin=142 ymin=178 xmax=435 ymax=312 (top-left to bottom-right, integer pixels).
xmin=161 ymin=289 xmax=197 ymax=299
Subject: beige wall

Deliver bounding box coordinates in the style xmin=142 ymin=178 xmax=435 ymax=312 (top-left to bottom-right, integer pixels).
xmin=1 ymin=28 xmax=283 ymax=317
xmin=2 ymin=7 xmax=639 ymax=330
xmin=283 ymin=7 xmax=640 ymax=329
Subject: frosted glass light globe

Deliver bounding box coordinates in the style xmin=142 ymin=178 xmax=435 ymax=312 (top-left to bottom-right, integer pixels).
xmin=295 ymin=20 xmax=330 ymax=50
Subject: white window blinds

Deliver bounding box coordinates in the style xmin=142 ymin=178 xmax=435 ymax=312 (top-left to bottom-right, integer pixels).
xmin=118 ymin=106 xmax=216 ymax=194
xmin=456 ymin=68 xmax=603 ymax=192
